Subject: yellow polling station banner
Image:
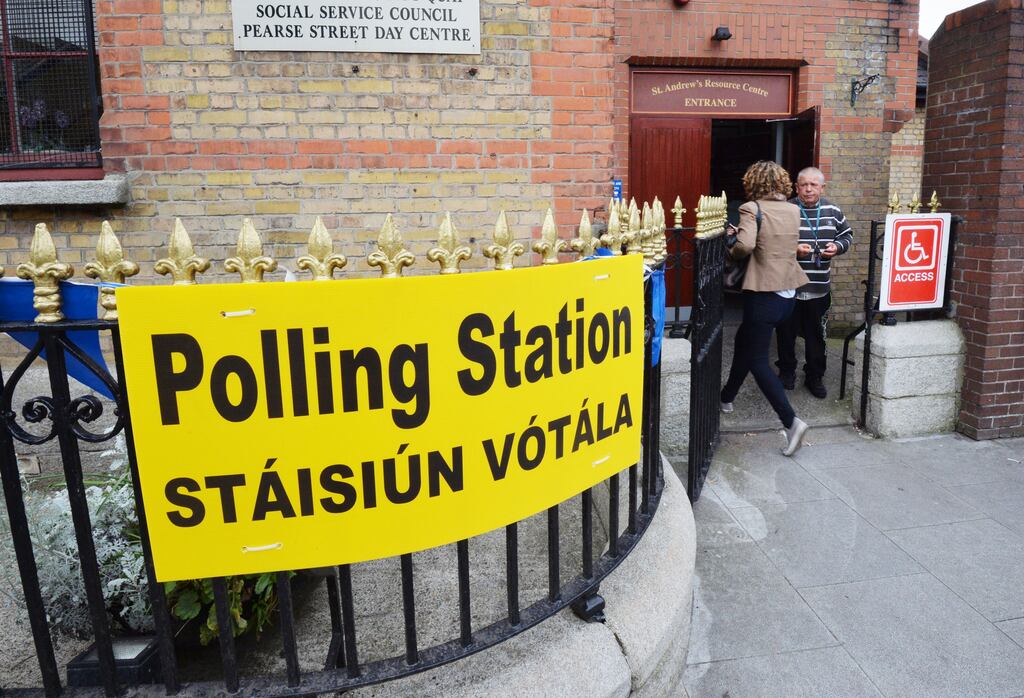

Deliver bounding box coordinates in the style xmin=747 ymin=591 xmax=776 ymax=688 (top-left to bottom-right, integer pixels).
xmin=116 ymin=255 xmax=644 ymax=582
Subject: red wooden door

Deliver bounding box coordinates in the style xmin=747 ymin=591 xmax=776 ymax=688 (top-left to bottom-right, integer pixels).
xmin=628 ymin=115 xmax=711 ymax=307
xmin=782 ymin=106 xmax=820 ymax=182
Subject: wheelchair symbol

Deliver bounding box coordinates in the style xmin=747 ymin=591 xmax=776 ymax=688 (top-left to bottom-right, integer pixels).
xmin=902 ymin=232 xmax=929 ymax=266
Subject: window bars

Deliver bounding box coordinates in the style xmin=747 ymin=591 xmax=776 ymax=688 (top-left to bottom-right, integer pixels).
xmin=0 ymin=0 xmax=102 ymax=173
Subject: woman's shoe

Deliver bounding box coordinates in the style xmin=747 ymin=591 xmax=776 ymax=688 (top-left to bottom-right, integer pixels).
xmin=782 ymin=417 xmax=808 ymax=456
xmin=720 ymin=401 xmax=734 ymax=414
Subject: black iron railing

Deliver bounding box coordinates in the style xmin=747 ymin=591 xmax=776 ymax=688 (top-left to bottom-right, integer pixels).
xmin=838 ymin=216 xmax=962 ymax=426
xmin=686 ymin=231 xmax=727 ymax=502
xmin=0 ymin=270 xmax=665 ymax=696
xmin=664 ymin=225 xmax=696 ymax=338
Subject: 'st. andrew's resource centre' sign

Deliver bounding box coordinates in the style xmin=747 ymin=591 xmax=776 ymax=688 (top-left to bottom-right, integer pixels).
xmin=117 ymin=257 xmax=644 ymax=582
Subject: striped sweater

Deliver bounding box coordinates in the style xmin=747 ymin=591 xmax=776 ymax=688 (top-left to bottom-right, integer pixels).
xmin=787 ymin=196 xmax=853 ymax=296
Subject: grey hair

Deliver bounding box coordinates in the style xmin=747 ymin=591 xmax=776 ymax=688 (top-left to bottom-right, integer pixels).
xmin=797 ymin=167 xmax=825 ymax=184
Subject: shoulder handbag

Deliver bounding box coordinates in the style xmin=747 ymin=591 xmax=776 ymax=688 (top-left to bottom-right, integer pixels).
xmin=723 ymin=202 xmax=761 ymax=291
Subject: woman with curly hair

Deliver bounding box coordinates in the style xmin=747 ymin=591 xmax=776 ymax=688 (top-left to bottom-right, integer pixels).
xmin=720 ymin=161 xmax=811 ymax=456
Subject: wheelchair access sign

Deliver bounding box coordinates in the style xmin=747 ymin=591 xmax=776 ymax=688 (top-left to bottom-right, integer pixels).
xmin=879 ymin=213 xmax=952 ymax=311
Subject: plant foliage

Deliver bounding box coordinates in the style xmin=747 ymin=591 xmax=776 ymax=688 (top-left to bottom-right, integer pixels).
xmin=0 ymin=437 xmax=280 ymax=645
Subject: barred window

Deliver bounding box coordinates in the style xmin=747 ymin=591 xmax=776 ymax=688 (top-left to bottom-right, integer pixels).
xmin=0 ymin=0 xmax=102 ymax=178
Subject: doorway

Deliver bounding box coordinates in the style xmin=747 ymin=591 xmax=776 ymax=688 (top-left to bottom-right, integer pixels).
xmin=629 ymin=106 xmax=818 ymax=310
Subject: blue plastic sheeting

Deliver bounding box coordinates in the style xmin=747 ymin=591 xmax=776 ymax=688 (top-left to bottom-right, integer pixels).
xmin=650 ymin=267 xmax=665 ymax=366
xmin=0 ymin=279 xmax=115 ymax=398
xmin=581 ymin=249 xmax=664 ymax=365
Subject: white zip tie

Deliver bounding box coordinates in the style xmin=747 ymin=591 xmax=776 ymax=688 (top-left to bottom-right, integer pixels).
xmin=242 ymin=542 xmax=283 ymax=553
xmin=221 ymin=308 xmax=256 ymax=318
xmin=593 ymin=274 xmax=610 ymax=281
xmin=592 ymin=455 xmax=610 ymax=467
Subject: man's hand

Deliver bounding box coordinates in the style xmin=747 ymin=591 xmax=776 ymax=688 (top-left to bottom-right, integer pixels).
xmin=797 ymin=243 xmax=813 ymax=257
xmin=820 ymin=242 xmax=839 ymax=259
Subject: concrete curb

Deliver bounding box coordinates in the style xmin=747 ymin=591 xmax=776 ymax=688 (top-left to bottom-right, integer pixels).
xmin=351 ymin=457 xmax=696 ymax=697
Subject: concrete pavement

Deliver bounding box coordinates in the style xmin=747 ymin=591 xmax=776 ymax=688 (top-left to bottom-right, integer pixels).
xmin=678 ymin=426 xmax=1024 ymax=697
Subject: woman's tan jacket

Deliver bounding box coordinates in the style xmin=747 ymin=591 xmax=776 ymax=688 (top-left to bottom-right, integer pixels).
xmin=730 ymin=199 xmax=809 ymax=292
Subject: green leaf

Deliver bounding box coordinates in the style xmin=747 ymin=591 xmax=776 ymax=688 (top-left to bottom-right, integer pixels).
xmin=254 ymin=573 xmax=274 ymax=595
xmin=163 ymin=580 xmax=178 ymax=595
xmin=172 ymin=589 xmax=201 ymax=620
xmin=198 ymin=579 xmax=215 ymax=605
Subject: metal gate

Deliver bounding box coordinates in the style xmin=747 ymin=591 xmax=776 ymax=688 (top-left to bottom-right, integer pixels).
xmin=685 ymin=195 xmax=728 ymax=501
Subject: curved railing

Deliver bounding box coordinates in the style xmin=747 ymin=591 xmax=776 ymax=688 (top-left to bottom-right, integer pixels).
xmin=0 ymin=195 xmax=728 ymax=696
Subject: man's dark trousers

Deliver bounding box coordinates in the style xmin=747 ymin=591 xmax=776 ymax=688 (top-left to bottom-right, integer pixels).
xmin=776 ymin=294 xmax=831 ymax=381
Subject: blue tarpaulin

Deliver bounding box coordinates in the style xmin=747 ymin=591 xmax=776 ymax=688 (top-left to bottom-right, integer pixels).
xmin=0 ymin=278 xmax=115 ymax=398
xmin=581 ymin=249 xmax=665 ymax=366
xmin=650 ymin=267 xmax=665 ymax=366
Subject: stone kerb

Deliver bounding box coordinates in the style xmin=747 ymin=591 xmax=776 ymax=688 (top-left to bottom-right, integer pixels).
xmin=659 ymin=337 xmax=692 ymax=458
xmin=347 ymin=458 xmax=696 ymax=697
xmin=852 ymin=319 xmax=965 ymax=438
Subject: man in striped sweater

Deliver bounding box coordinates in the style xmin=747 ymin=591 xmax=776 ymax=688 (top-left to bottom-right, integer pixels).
xmin=777 ymin=167 xmax=853 ymax=399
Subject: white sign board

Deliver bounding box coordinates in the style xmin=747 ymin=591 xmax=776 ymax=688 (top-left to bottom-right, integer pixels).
xmin=878 ymin=213 xmax=952 ymax=312
xmin=231 ymin=1 xmax=481 ymax=54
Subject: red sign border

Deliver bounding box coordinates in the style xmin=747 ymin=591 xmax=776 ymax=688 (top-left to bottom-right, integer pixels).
xmin=879 ymin=213 xmax=952 ymax=312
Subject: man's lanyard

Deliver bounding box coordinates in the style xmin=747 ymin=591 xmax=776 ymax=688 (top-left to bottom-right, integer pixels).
xmin=799 ymin=202 xmax=821 ymax=243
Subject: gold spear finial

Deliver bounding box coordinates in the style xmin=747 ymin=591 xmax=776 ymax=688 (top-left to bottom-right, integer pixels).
xmin=224 ymin=218 xmax=278 ymax=283
xmin=155 ymin=218 xmax=210 ymax=284
xmin=17 ymin=223 xmax=72 ymax=323
xmin=909 ymin=192 xmax=922 ymax=214
xmin=297 ymin=217 xmax=347 ymax=280
xmin=367 ymin=214 xmax=415 ymax=278
xmin=654 ymin=199 xmax=668 ymax=264
xmin=695 ymin=195 xmax=722 ymax=239
xmin=623 ymin=202 xmax=642 ymax=255
xmin=639 ymin=201 xmax=655 ymax=262
xmin=887 ymin=192 xmax=901 ymax=214
xmin=427 ymin=212 xmax=472 ymax=274
xmin=929 ymin=191 xmax=941 ymax=213
xmin=570 ymin=209 xmax=599 ymax=258
xmin=600 ymin=201 xmax=625 ymax=255
xmin=672 ymin=196 xmax=686 ymax=228
xmin=532 ymin=208 xmax=567 ymax=265
xmin=83 ymin=221 xmax=139 ymax=320
xmin=483 ymin=210 xmax=525 ymax=270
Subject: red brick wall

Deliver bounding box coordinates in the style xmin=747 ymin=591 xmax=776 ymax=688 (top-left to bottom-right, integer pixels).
xmin=923 ymin=0 xmax=1024 ymax=439
xmin=612 ymin=0 xmax=920 ymax=325
xmin=0 ymin=0 xmax=916 ymax=321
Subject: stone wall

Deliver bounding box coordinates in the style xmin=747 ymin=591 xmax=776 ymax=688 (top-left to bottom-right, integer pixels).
xmin=923 ymin=0 xmax=1024 ymax=439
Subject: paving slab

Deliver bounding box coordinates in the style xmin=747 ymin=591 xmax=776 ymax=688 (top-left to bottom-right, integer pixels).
xmin=731 ymin=498 xmax=922 ymax=588
xmin=997 ymin=618 xmax=1024 ymax=650
xmin=790 ymin=437 xmax=894 ymax=471
xmin=683 ymin=646 xmax=882 ymax=698
xmin=887 ymin=518 xmax=1024 ymax=622
xmin=808 ymin=463 xmax=984 ymax=531
xmin=707 ymin=432 xmax=835 ymax=508
xmin=888 ymin=434 xmax=1024 ymax=486
xmin=719 ymin=334 xmax=854 ymax=432
xmin=687 ymin=541 xmax=835 ymax=664
xmin=800 ymin=574 xmax=1024 ymax=698
xmin=954 ymin=479 xmax=1024 ymax=538
xmin=688 ymin=486 xmax=753 ymax=549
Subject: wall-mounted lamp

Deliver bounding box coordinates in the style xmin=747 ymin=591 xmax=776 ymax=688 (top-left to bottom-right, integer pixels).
xmin=850 ymin=73 xmax=880 ymax=106
xmin=712 ymin=26 xmax=733 ymax=41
